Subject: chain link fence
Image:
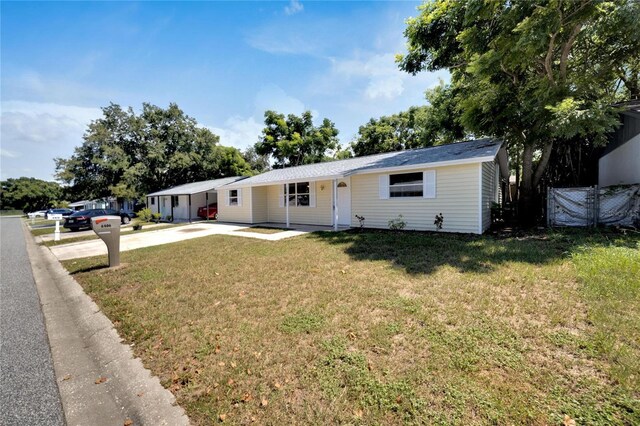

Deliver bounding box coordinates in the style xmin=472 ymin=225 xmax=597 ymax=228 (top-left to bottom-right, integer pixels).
xmin=547 ymin=184 xmax=640 ymax=227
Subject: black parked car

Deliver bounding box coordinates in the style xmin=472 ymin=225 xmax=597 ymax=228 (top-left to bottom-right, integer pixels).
xmin=64 ymin=209 xmax=131 ymax=231
xmin=45 ymin=208 xmax=73 ymax=219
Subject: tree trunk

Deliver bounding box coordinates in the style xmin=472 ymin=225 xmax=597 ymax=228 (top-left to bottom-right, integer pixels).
xmin=518 ymin=142 xmax=554 ymax=227
xmin=518 ymin=145 xmax=535 ymax=226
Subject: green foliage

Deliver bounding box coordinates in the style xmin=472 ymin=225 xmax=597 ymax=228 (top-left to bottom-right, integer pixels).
xmin=0 ymin=177 xmax=63 ymax=212
xmin=388 ymin=214 xmax=407 ymax=231
xmin=136 ymin=208 xmax=152 ymax=222
xmin=352 ymin=86 xmax=467 ymax=156
xmin=397 ymin=0 xmax=640 ymax=216
xmin=434 ymin=213 xmax=444 ymax=231
xmin=255 ymin=110 xmax=339 ymax=167
xmin=55 ymin=103 xmax=255 ymax=201
xmin=242 ymin=146 xmax=270 ymax=173
xmin=151 ymin=213 xmax=162 ymax=223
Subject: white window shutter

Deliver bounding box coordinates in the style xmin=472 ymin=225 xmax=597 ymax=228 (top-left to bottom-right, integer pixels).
xmin=279 ymin=185 xmax=284 ymax=208
xmin=309 ymin=182 xmax=316 ymax=207
xmin=423 ymin=170 xmax=436 ymax=198
xmin=237 ymin=188 xmax=243 ymax=206
xmin=379 ymin=175 xmax=389 ymax=199
xmin=225 ymin=190 xmax=230 ymax=207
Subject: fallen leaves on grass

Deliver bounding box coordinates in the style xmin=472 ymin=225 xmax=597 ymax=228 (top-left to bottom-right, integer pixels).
xmin=95 ymin=376 xmax=108 ymax=384
xmin=123 ymin=419 xmax=133 ymax=426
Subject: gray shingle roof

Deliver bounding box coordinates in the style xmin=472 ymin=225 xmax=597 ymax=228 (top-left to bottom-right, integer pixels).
xmin=225 ymin=138 xmax=502 ymax=187
xmin=147 ymin=176 xmax=247 ymax=196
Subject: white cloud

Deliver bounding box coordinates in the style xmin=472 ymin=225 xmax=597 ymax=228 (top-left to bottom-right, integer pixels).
xmin=207 ymin=85 xmax=318 ymax=152
xmin=254 ymin=84 xmax=306 ymax=116
xmin=0 ymin=101 xmax=102 ymax=180
xmin=284 ymin=0 xmax=304 ymax=16
xmin=0 ymin=148 xmax=20 ymax=158
xmin=207 ymin=116 xmax=263 ymax=150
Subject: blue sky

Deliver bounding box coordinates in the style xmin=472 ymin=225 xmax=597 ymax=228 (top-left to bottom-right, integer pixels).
xmin=1 ymin=1 xmax=446 ymax=181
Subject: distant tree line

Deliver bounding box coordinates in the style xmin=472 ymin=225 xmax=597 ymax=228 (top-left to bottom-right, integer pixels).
xmin=55 ymin=103 xmax=256 ymax=203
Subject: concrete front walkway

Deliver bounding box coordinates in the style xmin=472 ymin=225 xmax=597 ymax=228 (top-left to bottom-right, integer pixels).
xmin=50 ymin=222 xmax=335 ymax=261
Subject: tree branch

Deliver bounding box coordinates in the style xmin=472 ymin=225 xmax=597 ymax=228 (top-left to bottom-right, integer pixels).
xmin=559 ymin=23 xmax=582 ymax=81
xmin=545 ymin=32 xmax=557 ymax=84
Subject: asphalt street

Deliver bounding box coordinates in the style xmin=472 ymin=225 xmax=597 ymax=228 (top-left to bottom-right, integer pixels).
xmin=0 ymin=217 xmax=65 ymax=426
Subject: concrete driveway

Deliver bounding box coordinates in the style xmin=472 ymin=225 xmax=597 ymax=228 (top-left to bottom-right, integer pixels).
xmin=49 ymin=222 xmax=314 ymax=261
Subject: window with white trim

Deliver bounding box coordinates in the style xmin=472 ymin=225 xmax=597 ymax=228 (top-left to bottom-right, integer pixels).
xmin=228 ymin=189 xmax=239 ymax=206
xmin=150 ymin=198 xmax=155 ymax=205
xmin=389 ymin=172 xmax=423 ymax=197
xmin=379 ymin=170 xmax=436 ymax=199
xmin=284 ymin=182 xmax=311 ymax=207
xmin=171 ymin=196 xmax=179 ymax=207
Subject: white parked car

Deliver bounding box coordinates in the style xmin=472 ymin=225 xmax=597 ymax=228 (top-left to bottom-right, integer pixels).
xmin=27 ymin=210 xmax=48 ymax=219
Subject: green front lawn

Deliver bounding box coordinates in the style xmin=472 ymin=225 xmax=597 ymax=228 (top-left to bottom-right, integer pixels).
xmin=64 ymin=228 xmax=640 ymax=425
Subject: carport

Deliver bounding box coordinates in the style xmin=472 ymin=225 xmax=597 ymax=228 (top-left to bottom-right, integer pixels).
xmin=146 ymin=177 xmax=247 ymax=222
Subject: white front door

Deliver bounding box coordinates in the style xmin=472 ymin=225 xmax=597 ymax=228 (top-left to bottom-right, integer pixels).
xmin=337 ymin=179 xmax=351 ymax=226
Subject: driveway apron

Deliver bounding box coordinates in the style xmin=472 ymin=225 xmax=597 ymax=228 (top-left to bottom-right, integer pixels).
xmin=0 ymin=217 xmax=65 ymax=425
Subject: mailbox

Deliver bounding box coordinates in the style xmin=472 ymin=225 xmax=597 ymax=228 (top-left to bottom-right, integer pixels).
xmin=91 ymin=215 xmax=121 ymax=267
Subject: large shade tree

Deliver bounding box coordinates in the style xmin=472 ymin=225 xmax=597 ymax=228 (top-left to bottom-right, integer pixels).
xmin=0 ymin=177 xmax=63 ymax=212
xmin=56 ymin=103 xmax=254 ymax=201
xmin=254 ymin=110 xmax=340 ymax=167
xmin=351 ymin=84 xmax=467 ymax=156
xmin=398 ymin=0 xmax=639 ymax=222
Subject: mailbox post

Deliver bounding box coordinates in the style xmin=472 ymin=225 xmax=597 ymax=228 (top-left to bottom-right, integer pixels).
xmin=91 ymin=215 xmax=121 ymax=267
xmin=49 ymin=213 xmax=63 ymax=241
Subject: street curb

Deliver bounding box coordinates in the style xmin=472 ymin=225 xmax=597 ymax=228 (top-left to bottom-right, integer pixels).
xmin=22 ymin=221 xmax=190 ymax=426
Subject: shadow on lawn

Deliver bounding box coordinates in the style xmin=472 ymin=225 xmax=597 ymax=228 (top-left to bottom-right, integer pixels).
xmin=310 ymin=227 xmax=639 ymax=275
xmin=68 ymin=263 xmax=111 ymax=274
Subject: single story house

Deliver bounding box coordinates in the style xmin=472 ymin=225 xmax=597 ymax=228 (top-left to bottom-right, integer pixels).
xmin=599 ymin=101 xmax=640 ymax=187
xmin=69 ymin=198 xmax=137 ymax=212
xmin=146 ymin=177 xmax=246 ymax=222
xmin=69 ymin=199 xmax=109 ymax=211
xmin=218 ymin=139 xmax=505 ymax=234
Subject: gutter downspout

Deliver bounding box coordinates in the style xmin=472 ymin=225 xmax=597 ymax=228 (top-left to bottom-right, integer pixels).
xmin=285 ymin=183 xmax=290 ymax=228
xmin=333 ymin=179 xmax=338 ymax=231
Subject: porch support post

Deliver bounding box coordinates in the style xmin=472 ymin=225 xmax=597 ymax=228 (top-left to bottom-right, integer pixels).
xmin=188 ymin=194 xmax=192 ymax=223
xmin=333 ymin=179 xmax=338 ymax=231
xmin=206 ymin=192 xmax=209 ymax=221
xmin=285 ymin=182 xmax=290 ymax=228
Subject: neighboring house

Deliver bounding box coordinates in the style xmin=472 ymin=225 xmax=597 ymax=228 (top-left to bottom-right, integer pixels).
xmin=599 ymin=101 xmax=640 ymax=187
xmin=218 ymin=139 xmax=503 ymax=234
xmin=69 ymin=198 xmax=136 ymax=212
xmin=68 ymin=199 xmax=108 ymax=211
xmin=146 ymin=177 xmax=247 ymax=222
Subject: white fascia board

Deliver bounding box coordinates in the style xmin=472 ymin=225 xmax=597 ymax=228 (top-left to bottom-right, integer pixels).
xmin=345 ymin=155 xmax=496 ymax=177
xmin=222 ymin=174 xmax=345 ymax=189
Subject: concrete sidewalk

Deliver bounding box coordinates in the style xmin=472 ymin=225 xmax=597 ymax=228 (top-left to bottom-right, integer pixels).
xmin=50 ymin=222 xmax=315 ymax=261
xmin=23 ymin=220 xmax=189 ymax=426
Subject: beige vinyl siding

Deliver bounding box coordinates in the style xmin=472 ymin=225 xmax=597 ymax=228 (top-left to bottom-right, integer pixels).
xmin=217 ymin=188 xmax=252 ymax=223
xmin=251 ymin=186 xmax=268 ymax=223
xmin=481 ymin=161 xmax=497 ymax=232
xmin=351 ymin=164 xmax=480 ymax=233
xmin=266 ymin=180 xmax=333 ymax=226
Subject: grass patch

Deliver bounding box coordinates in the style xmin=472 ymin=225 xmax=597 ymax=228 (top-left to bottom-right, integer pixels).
xmin=280 ymin=310 xmax=325 ymax=334
xmin=236 ymin=226 xmax=287 ymax=234
xmin=64 ymin=228 xmax=640 ymax=425
xmin=30 ymin=225 xmax=70 ymax=236
xmin=0 ymin=209 xmax=23 ymax=216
